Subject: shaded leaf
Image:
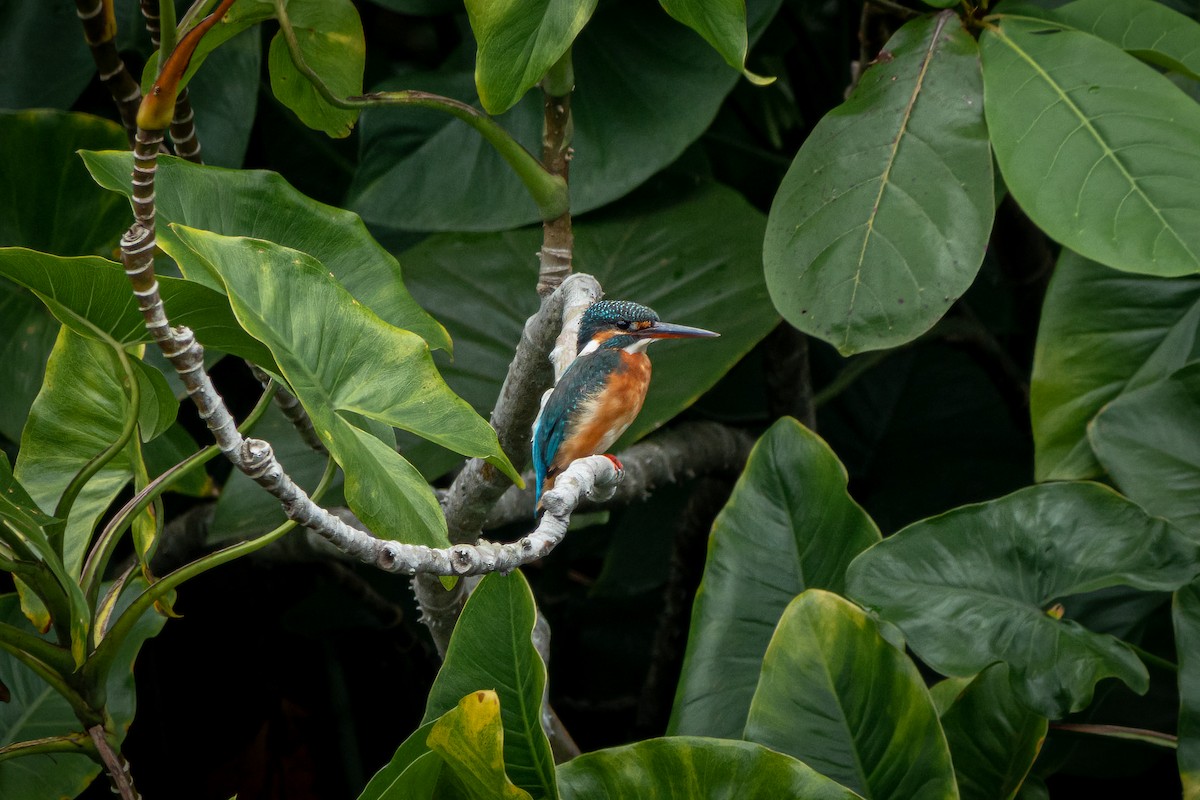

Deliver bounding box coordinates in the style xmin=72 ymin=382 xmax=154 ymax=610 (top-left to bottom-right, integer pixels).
xmin=0 ymin=284 xmax=56 ymax=443
xmin=348 ymin=0 xmax=782 ymax=232
xmin=557 ymin=736 xmax=863 ymax=800
xmin=358 ymin=720 xmax=441 ymax=800
xmin=186 ymin=25 xmax=262 ymax=168
xmin=982 ymin=16 xmax=1200 ymax=276
xmin=1030 ymin=249 xmax=1200 ymax=481
xmin=669 ymin=419 xmax=880 ymax=738
xmin=1174 ymin=581 xmax=1200 ymax=799
xmin=466 ymin=0 xmax=598 ymax=114
xmin=0 ymin=4 xmax=97 ymax=109
xmin=660 ymin=0 xmax=771 ymax=84
xmin=170 ymin=228 xmax=516 ymax=547
xmin=428 ymin=690 xmax=533 ymax=800
xmin=82 ymin=151 xmax=450 ymax=352
xmin=940 ymin=664 xmax=1047 ymax=800
xmin=1049 ymin=0 xmax=1200 ymax=81
xmin=847 ymin=482 xmax=1200 ymax=718
xmin=1090 ymin=362 xmax=1200 ymax=538
xmin=424 ymin=572 xmax=556 ymax=800
xmin=744 ymin=590 xmax=958 ymax=800
xmin=268 ymin=0 xmax=364 ymax=137
xmin=764 ymin=12 xmax=993 ymax=354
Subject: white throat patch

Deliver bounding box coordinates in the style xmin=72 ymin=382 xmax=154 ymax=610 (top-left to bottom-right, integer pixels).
xmin=623 ymin=338 xmax=652 ymax=354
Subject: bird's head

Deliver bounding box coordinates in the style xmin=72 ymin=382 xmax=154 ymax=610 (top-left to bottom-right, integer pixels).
xmin=576 ymin=300 xmax=718 ymax=356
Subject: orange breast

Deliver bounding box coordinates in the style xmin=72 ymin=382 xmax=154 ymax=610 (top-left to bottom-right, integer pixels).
xmin=551 ymin=352 xmax=651 ymax=476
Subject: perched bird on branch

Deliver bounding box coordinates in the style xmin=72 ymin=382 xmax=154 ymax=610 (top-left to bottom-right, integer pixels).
xmin=532 ymin=300 xmax=718 ymax=507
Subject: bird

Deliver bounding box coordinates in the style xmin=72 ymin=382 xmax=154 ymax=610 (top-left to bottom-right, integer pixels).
xmin=531 ymin=299 xmax=718 ymax=507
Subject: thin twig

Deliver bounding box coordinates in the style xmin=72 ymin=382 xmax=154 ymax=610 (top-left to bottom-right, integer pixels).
xmin=88 ymin=725 xmax=141 ymax=800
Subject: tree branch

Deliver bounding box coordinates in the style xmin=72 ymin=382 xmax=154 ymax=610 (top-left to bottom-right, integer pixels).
xmin=88 ymin=725 xmax=141 ymax=800
xmin=537 ymin=50 xmax=575 ymax=296
xmin=75 ymin=0 xmax=141 ymax=145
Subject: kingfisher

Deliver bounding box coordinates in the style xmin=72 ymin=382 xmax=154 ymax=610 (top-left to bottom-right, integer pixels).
xmin=532 ymin=300 xmax=718 ymax=507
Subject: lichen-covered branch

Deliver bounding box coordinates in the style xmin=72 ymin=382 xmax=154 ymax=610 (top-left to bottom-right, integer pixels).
xmin=75 ymin=0 xmax=141 ymax=144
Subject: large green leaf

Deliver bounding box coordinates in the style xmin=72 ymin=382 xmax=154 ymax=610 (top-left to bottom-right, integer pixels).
xmin=466 ymin=0 xmax=598 ymax=114
xmin=846 ymin=482 xmax=1200 ymax=718
xmin=0 ymin=248 xmax=277 ymax=368
xmin=939 ymin=664 xmax=1047 ymax=800
xmin=0 ymin=586 xmax=163 ymax=798
xmin=1046 ymin=0 xmax=1200 ymax=81
xmin=428 ymin=690 xmax=533 ymax=800
xmin=186 ymin=25 xmax=262 ymax=168
xmin=660 ymin=0 xmax=770 ymax=85
xmin=1089 ymin=363 xmax=1200 ymax=539
xmin=981 ymin=15 xmax=1200 ymax=276
xmin=267 ymin=0 xmax=364 ymax=137
xmin=1030 ymin=249 xmax=1200 ymax=481
xmin=744 ymin=590 xmax=957 ymax=800
xmin=81 ymin=151 xmax=450 ymax=352
xmin=424 ymin=572 xmax=556 ymax=800
xmin=1175 ymin=581 xmax=1200 ymax=799
xmin=399 ymin=183 xmax=776 ymax=476
xmin=0 ymin=3 xmax=96 ymax=109
xmin=765 ymin=11 xmax=992 ymax=354
xmin=669 ymin=419 xmax=880 ymax=738
xmin=0 ymin=110 xmax=128 ymax=257
xmin=556 ymin=736 xmax=863 ymax=800
xmin=169 ymin=227 xmax=517 ymax=547
xmin=15 ymin=328 xmax=147 ymax=575
xmin=0 ymin=285 xmax=56 ymax=443
xmin=358 ymin=720 xmax=440 ymax=800
xmin=347 ymin=0 xmax=782 ymax=232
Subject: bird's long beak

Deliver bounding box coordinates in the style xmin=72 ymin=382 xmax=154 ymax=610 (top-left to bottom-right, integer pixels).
xmin=638 ymin=321 xmax=720 ymax=339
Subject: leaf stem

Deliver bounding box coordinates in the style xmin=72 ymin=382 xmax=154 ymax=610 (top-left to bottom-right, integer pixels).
xmin=1051 ymin=722 xmax=1178 ymax=749
xmin=0 ymin=732 xmax=94 ymax=763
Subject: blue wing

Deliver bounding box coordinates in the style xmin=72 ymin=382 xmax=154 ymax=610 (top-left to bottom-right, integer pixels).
xmin=532 ymin=351 xmax=618 ymax=505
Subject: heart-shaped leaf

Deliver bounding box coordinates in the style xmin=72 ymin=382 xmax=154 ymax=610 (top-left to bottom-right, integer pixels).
xmin=670 ymin=419 xmax=880 ymax=739
xmin=425 ymin=571 xmax=556 ymax=800
xmin=847 ymin=482 xmax=1200 ymax=718
xmin=744 ymin=590 xmax=958 ymax=800
xmin=982 ymin=15 xmax=1200 ymax=276
xmin=764 ymin=11 xmax=993 ymax=355
xmin=556 ymin=736 xmax=863 ymax=800
xmin=1030 ymin=249 xmax=1200 ymax=481
xmin=169 ymin=227 xmax=517 ymax=547
xmin=1090 ymin=363 xmax=1200 ymax=539
xmin=82 ymin=151 xmax=450 ymax=352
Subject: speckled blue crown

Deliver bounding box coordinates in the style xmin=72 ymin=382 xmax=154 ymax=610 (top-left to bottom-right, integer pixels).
xmin=577 ymin=300 xmax=659 ymax=349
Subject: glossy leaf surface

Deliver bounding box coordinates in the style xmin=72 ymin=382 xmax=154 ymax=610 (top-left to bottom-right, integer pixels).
xmin=847 ymin=482 xmax=1200 ymax=718
xmin=557 ymin=736 xmax=863 ymax=800
xmin=1049 ymin=0 xmax=1200 ymax=81
xmin=82 ymin=151 xmax=450 ymax=351
xmin=764 ymin=12 xmax=992 ymax=355
xmin=659 ymin=0 xmax=769 ymax=84
xmin=424 ymin=572 xmax=556 ymax=800
xmin=348 ymin=0 xmax=781 ymax=231
xmin=466 ymin=0 xmax=597 ymax=114
xmin=670 ymin=419 xmax=880 ymax=738
xmin=1090 ymin=363 xmax=1200 ymax=538
xmin=169 ymin=228 xmax=516 ymax=547
xmin=1030 ymin=249 xmax=1200 ymax=480
xmin=744 ymin=590 xmax=958 ymax=800
xmin=940 ymin=664 xmax=1047 ymax=800
xmin=982 ymin=16 xmax=1200 ymax=276
xmin=428 ymin=690 xmax=533 ymax=800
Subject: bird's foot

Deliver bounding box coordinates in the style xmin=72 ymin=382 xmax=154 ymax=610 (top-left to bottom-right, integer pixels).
xmin=603 ymin=454 xmax=624 ymax=476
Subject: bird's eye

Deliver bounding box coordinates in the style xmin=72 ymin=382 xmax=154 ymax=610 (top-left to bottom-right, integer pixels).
xmin=615 ymin=319 xmax=631 ymax=330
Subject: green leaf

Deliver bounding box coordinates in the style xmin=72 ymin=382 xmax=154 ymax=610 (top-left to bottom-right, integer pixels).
xmin=556 ymin=736 xmax=864 ymax=800
xmin=981 ymin=16 xmax=1200 ymax=277
xmin=347 ymin=0 xmax=782 ymax=232
xmin=0 ymin=247 xmax=277 ymax=368
xmin=0 ymin=586 xmax=163 ymax=799
xmin=1030 ymin=249 xmax=1200 ymax=481
xmin=669 ymin=419 xmax=880 ymax=738
xmin=141 ymin=0 xmax=275 ymax=95
xmin=660 ymin=0 xmax=771 ymax=85
xmin=16 ymin=328 xmax=140 ymax=575
xmin=940 ymin=664 xmax=1047 ymax=800
xmin=0 ymin=4 xmax=96 ymax=109
xmin=185 ymin=25 xmax=262 ymax=168
xmin=764 ymin=12 xmax=993 ymax=355
xmin=428 ymin=690 xmax=534 ymax=800
xmin=170 ymin=227 xmax=517 ymax=547
xmin=466 ymin=0 xmax=598 ymax=114
xmin=0 ymin=283 xmax=56 ymax=443
xmin=424 ymin=572 xmax=556 ymax=800
xmin=744 ymin=590 xmax=958 ymax=800
xmin=1174 ymin=581 xmax=1200 ymax=799
xmin=268 ymin=0 xmax=364 ymax=137
xmin=846 ymin=482 xmax=1200 ymax=718
xmin=133 ymin=358 xmax=180 ymax=443
xmin=399 ymin=183 xmax=777 ymax=476
xmin=82 ymin=151 xmax=450 ymax=352
xmin=1048 ymin=0 xmax=1200 ymax=81
xmin=1089 ymin=363 xmax=1200 ymax=539
xmin=141 ymin=423 xmax=210 ymax=498
xmin=358 ymin=720 xmax=441 ymax=800
xmin=0 ymin=110 xmax=129 ymax=258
